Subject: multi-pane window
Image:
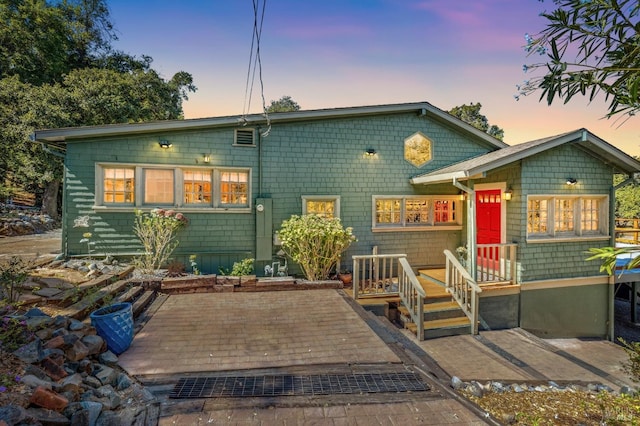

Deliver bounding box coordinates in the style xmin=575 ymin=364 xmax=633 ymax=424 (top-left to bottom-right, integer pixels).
xmin=373 ymin=196 xmax=459 ymax=229
xmin=144 ymin=169 xmax=174 ymax=204
xmin=581 ymin=198 xmax=600 ymax=233
xmin=527 ymin=195 xmax=607 ymax=239
xmin=220 ymin=171 xmax=248 ymax=205
xmin=527 ymin=199 xmax=548 ymax=234
xmin=103 ymin=167 xmax=134 ymax=204
xmin=99 ymin=165 xmax=250 ymax=210
xmin=554 ymin=199 xmax=574 ymax=232
xmin=184 ymin=170 xmax=212 ymax=204
xmin=303 ymin=196 xmax=339 ymax=218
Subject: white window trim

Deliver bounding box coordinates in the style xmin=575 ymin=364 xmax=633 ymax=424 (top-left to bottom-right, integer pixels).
xmin=302 ymin=195 xmax=341 ymax=218
xmin=372 ymin=195 xmax=462 ymax=232
xmin=94 ymin=163 xmax=252 ymax=213
xmin=526 ymin=194 xmax=609 ymax=243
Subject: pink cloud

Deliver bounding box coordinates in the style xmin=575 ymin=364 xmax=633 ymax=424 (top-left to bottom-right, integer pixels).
xmin=274 ymin=21 xmax=371 ymax=40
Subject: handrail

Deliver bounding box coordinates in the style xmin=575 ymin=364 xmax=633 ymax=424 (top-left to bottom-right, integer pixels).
xmin=444 ymin=249 xmax=482 ymax=334
xmin=352 ymin=253 xmax=406 ymax=299
xmin=476 ymin=243 xmax=517 ymax=284
xmin=397 ymin=257 xmax=426 ymax=340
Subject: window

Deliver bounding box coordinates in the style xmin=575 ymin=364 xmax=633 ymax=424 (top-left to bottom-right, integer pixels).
xmin=97 ymin=164 xmax=251 ymax=211
xmin=220 ymin=171 xmax=249 ymax=205
xmin=103 ymin=167 xmax=134 ymax=204
xmin=302 ymin=196 xmax=340 ymax=218
xmin=373 ymin=196 xmax=460 ymax=230
xmin=144 ymin=169 xmax=174 ymax=204
xmin=527 ymin=195 xmax=608 ymax=240
xmin=184 ymin=170 xmax=212 ymax=204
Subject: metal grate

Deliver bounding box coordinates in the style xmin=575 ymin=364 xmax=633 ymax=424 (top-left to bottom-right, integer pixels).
xmin=170 ymin=372 xmax=429 ymax=399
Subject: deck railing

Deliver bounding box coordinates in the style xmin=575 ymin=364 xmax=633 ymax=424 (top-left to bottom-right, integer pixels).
xmin=352 ymin=253 xmax=406 ymax=299
xmin=398 ymin=257 xmax=426 ymax=340
xmin=444 ymin=249 xmax=482 ymax=334
xmin=476 ymin=243 xmax=517 ymax=284
xmin=616 ymin=218 xmax=640 ymax=244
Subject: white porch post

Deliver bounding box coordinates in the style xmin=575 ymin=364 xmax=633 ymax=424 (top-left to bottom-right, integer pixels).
xmin=453 ymin=178 xmax=476 ymax=279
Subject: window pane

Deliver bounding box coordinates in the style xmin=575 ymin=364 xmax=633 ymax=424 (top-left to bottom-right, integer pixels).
xmin=220 ymin=171 xmax=248 ymax=205
xmin=307 ymin=200 xmax=335 ymax=218
xmin=405 ymin=199 xmax=429 ymax=224
xmin=145 ymin=169 xmax=174 ymax=204
xmin=184 ymin=170 xmax=212 ymax=204
xmin=527 ymin=199 xmax=548 ymax=234
xmin=103 ymin=168 xmax=134 ymax=204
xmin=434 ymin=200 xmax=455 ymax=223
xmin=376 ymin=199 xmax=401 ymax=224
xmin=581 ymin=198 xmax=600 ymax=232
xmin=555 ymin=199 xmax=574 ymax=232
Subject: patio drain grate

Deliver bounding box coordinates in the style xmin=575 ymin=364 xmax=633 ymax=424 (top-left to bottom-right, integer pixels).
xmin=169 ymin=372 xmax=429 ymax=399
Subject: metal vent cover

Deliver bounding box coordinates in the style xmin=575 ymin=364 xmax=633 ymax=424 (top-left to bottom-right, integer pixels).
xmin=170 ymin=372 xmax=429 ymax=399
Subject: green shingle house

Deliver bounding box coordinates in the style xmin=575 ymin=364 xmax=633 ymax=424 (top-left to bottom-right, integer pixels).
xmin=34 ymin=102 xmax=640 ymax=339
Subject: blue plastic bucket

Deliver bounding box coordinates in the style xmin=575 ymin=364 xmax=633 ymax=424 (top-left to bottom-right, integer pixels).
xmin=90 ymin=302 xmax=134 ymax=355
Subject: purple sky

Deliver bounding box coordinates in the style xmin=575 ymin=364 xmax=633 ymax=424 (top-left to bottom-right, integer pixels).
xmin=108 ymin=0 xmax=640 ymax=155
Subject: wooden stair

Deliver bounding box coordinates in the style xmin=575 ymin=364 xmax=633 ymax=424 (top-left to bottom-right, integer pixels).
xmin=398 ymin=273 xmax=473 ymax=339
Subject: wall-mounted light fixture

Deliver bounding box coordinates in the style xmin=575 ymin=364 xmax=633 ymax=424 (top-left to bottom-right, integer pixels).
xmin=458 ymin=191 xmax=466 ymax=201
xmin=566 ymin=178 xmax=578 ymax=186
xmin=159 ymin=140 xmax=172 ymax=149
xmin=504 ymin=188 xmax=513 ymax=201
xmin=365 ymin=148 xmax=377 ymax=157
xmin=203 ymin=154 xmax=211 ymax=163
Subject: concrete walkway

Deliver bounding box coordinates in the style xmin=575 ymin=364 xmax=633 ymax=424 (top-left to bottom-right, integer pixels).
xmin=117 ymin=289 xmax=636 ymax=425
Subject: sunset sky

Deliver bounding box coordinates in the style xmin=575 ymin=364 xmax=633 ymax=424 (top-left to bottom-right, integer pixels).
xmin=107 ymin=0 xmax=640 ymax=155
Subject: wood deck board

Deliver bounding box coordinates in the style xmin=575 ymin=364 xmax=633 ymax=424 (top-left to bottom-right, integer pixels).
xmin=406 ymin=316 xmax=470 ymax=332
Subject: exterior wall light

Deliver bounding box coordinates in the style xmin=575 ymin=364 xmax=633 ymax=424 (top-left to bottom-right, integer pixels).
xmin=365 ymin=148 xmax=377 ymax=156
xmin=566 ymin=178 xmax=578 ymax=186
xmin=458 ymin=191 xmax=466 ymax=201
xmin=203 ymin=154 xmax=211 ymax=163
xmin=503 ymin=188 xmax=513 ymax=201
xmin=159 ymin=140 xmax=172 ymax=149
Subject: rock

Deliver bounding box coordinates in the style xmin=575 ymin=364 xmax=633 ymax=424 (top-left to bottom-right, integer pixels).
xmin=68 ymin=319 xmax=86 ymax=332
xmin=450 ymin=376 xmax=464 ymax=390
xmin=467 ymin=381 xmax=484 ymax=398
xmin=70 ymin=407 xmax=92 ymax=426
xmin=21 ymin=374 xmax=53 ymax=390
xmin=84 ymin=376 xmax=102 ymax=389
xmin=98 ymin=351 xmax=118 ymax=367
xmin=65 ymin=339 xmax=90 ymax=362
xmin=82 ymin=335 xmax=105 ymax=356
xmin=40 ymin=354 xmax=69 ymax=381
xmin=80 ymin=401 xmax=103 ymax=426
xmin=26 ymin=407 xmax=71 ymax=425
xmin=0 ymin=405 xmax=28 ymax=425
xmin=115 ymin=373 xmax=131 ymax=391
xmin=93 ymin=364 xmax=117 ymax=386
xmin=511 ymin=384 xmax=524 ymax=393
xmin=60 ymin=373 xmax=84 ymax=394
xmin=24 ymin=308 xmax=49 ymax=318
xmin=13 ymin=339 xmax=43 ymax=364
xmin=29 ymin=386 xmax=69 ymax=411
xmin=620 ymin=385 xmax=636 ymax=395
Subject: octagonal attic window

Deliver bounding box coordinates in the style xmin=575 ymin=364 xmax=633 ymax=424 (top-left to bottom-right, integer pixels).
xmin=404 ymin=132 xmax=432 ymax=167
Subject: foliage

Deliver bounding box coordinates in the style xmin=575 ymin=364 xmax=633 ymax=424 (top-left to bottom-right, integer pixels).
xmin=619 ymin=338 xmax=640 ymax=383
xmin=585 ymin=246 xmax=638 ymax=275
xmin=518 ymin=0 xmax=640 ymax=119
xmin=0 ymin=0 xmax=196 ymax=216
xmin=219 ymin=258 xmax=254 ymax=276
xmin=277 ymin=215 xmax=356 ymax=281
xmin=447 ymin=103 xmax=504 ymax=140
xmin=133 ymin=209 xmax=188 ymax=274
xmin=189 ymin=255 xmax=200 ymax=275
xmin=0 ymin=256 xmax=32 ymax=303
xmin=615 ymin=173 xmax=640 ymax=218
xmin=166 ymin=260 xmax=186 ymax=277
xmin=0 ymin=316 xmax=33 ymax=352
xmin=266 ymin=95 xmax=300 ymax=113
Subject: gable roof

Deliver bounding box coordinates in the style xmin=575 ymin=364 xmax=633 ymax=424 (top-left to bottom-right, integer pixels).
xmin=31 ymin=102 xmax=508 ymax=150
xmin=410 ymin=129 xmax=640 ymax=185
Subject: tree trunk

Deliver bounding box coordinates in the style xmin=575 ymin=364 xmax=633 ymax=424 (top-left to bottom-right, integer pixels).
xmin=42 ymin=179 xmax=60 ymax=220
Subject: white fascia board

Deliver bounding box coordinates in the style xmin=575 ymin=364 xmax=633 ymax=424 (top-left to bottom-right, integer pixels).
xmin=410 ymin=171 xmax=469 ymax=185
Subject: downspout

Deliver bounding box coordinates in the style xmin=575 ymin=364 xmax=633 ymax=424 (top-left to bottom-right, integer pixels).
xmin=453 ymin=177 xmax=476 ymax=277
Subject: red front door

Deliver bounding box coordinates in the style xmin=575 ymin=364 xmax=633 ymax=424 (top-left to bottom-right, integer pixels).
xmin=476 ymin=189 xmax=502 ymax=271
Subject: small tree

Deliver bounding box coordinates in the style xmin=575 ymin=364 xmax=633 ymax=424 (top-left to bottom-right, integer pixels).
xmin=277 ymin=215 xmax=356 ymax=281
xmin=0 ymin=256 xmax=32 ymax=303
xmin=133 ymin=209 xmax=188 ymax=274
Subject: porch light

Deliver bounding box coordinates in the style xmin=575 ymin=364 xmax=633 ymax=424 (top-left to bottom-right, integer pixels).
xmin=365 ymin=148 xmax=377 ymax=157
xmin=458 ymin=191 xmax=466 ymax=201
xmin=203 ymin=154 xmax=211 ymax=163
xmin=159 ymin=140 xmax=172 ymax=149
xmin=566 ymin=178 xmax=578 ymax=186
xmin=504 ymin=188 xmax=513 ymax=201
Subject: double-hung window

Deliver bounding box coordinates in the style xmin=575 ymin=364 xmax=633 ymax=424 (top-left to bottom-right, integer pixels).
xmin=97 ymin=164 xmax=251 ymax=211
xmin=373 ymin=195 xmax=460 ymax=230
xmin=527 ymin=195 xmax=608 ymax=241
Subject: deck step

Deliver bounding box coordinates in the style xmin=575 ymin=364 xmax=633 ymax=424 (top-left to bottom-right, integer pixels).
xmin=406 ymin=316 xmax=472 ymax=339
xmin=398 ymin=301 xmax=465 ymax=321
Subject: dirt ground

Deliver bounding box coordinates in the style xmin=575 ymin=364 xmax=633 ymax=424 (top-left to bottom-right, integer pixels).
xmin=0 ymin=230 xmax=62 ymax=259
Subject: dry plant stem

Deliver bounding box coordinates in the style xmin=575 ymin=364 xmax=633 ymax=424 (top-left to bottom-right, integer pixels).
xmin=133 ymin=211 xmax=184 ymax=274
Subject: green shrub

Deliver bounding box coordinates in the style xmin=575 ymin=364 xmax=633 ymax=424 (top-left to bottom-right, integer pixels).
xmin=219 ymin=258 xmax=254 ymax=276
xmin=0 ymin=256 xmax=32 ymax=303
xmin=133 ymin=209 xmax=188 ymax=274
xmin=277 ymin=215 xmax=356 ymax=280
xmin=619 ymin=338 xmax=640 ymax=384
